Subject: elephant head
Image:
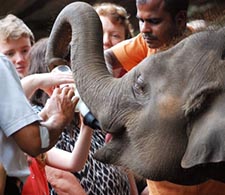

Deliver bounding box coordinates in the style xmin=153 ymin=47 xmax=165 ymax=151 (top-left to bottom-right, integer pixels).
xmin=46 ymin=2 xmax=225 ymax=185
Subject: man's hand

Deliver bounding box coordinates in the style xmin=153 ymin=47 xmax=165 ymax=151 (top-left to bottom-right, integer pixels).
xmin=13 ymin=86 xmax=78 ymax=156
xmin=39 ymin=87 xmax=78 ymax=149
xmin=41 ymin=86 xmax=77 ymax=128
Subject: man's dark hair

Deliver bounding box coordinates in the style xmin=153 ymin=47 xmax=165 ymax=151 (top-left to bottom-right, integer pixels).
xmin=164 ymin=0 xmax=189 ymax=19
xmin=136 ymin=0 xmax=189 ymax=19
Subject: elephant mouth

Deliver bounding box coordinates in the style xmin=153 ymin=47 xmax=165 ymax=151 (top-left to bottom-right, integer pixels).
xmin=105 ymin=133 xmax=112 ymax=143
xmin=104 ymin=125 xmax=127 ymax=143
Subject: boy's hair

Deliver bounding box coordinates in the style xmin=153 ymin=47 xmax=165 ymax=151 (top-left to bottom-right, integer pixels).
xmin=0 ymin=14 xmax=34 ymax=45
xmin=94 ymin=2 xmax=134 ymax=39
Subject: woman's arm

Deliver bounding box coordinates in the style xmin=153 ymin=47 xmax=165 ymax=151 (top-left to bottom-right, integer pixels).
xmin=46 ymin=115 xmax=93 ymax=172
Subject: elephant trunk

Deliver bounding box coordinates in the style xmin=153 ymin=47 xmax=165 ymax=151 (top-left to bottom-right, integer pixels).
xmin=46 ymin=2 xmax=117 ymax=127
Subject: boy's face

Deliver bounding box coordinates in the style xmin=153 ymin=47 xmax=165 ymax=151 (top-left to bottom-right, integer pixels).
xmin=0 ymin=36 xmax=31 ymax=78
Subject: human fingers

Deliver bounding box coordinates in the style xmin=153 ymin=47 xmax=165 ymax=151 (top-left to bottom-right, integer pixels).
xmin=67 ymin=88 xmax=75 ymax=99
xmin=51 ymin=87 xmax=61 ymax=96
xmin=50 ymin=87 xmax=76 ymax=123
xmin=71 ymin=96 xmax=79 ymax=107
xmin=60 ymin=86 xmax=74 ymax=98
xmin=61 ymin=87 xmax=77 ymax=110
xmin=51 ymin=87 xmax=74 ymax=103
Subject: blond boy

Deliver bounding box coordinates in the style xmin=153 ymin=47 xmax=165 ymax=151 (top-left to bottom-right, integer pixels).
xmin=0 ymin=14 xmax=34 ymax=78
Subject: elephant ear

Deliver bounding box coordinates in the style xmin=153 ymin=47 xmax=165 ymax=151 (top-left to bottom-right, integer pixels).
xmin=181 ymin=81 xmax=225 ymax=168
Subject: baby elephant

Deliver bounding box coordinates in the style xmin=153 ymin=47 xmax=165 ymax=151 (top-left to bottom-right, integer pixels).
xmin=46 ymin=2 xmax=225 ymax=185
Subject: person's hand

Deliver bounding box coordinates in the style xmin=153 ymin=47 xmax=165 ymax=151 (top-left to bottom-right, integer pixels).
xmin=13 ymin=87 xmax=79 ymax=155
xmin=45 ymin=166 xmax=87 ymax=195
xmin=40 ymin=87 xmax=78 ymax=131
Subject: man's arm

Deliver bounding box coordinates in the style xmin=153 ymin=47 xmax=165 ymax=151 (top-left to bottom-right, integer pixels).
xmin=12 ymin=87 xmax=77 ymax=157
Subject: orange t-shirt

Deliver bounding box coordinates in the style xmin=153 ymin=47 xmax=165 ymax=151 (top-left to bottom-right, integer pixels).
xmin=147 ymin=179 xmax=225 ymax=195
xmin=111 ymin=33 xmax=157 ymax=71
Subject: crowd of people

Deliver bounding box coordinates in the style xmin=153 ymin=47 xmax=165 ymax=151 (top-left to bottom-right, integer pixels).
xmin=1 ymin=0 xmax=224 ymax=195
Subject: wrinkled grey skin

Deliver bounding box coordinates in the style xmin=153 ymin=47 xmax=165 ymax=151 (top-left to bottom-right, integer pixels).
xmin=46 ymin=2 xmax=225 ymax=185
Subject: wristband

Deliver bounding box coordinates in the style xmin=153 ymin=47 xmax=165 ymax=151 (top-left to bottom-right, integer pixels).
xmin=39 ymin=125 xmax=50 ymax=148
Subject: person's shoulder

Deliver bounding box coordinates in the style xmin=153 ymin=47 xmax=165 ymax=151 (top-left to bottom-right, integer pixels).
xmin=0 ymin=53 xmax=8 ymax=61
xmin=0 ymin=53 xmax=20 ymax=80
xmin=0 ymin=53 xmax=10 ymax=63
xmin=0 ymin=53 xmax=14 ymax=71
xmin=0 ymin=53 xmax=11 ymax=69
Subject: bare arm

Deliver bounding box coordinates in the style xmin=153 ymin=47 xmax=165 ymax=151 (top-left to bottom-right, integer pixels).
xmin=104 ymin=49 xmax=127 ymax=78
xmin=21 ymin=72 xmax=75 ymax=98
xmin=46 ymin=115 xmax=93 ymax=172
xmin=140 ymin=186 xmax=149 ymax=195
xmin=12 ymin=87 xmax=77 ymax=156
xmin=126 ymin=171 xmax=139 ymax=195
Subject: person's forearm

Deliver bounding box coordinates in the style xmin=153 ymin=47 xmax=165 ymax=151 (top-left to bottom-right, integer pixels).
xmin=46 ymin=126 xmax=93 ymax=172
xmin=69 ymin=126 xmax=93 ymax=171
xmin=21 ymin=74 xmax=40 ymax=98
xmin=126 ymin=170 xmax=139 ymax=195
xmin=13 ymin=87 xmax=75 ymax=156
xmin=13 ymin=118 xmax=66 ymax=156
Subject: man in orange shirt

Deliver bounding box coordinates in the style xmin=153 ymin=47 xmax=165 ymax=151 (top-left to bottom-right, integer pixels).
xmin=105 ymin=0 xmax=190 ymax=77
xmin=105 ymin=0 xmax=225 ymax=194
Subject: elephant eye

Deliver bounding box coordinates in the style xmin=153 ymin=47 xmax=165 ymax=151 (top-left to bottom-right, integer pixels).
xmin=133 ymin=74 xmax=145 ymax=95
